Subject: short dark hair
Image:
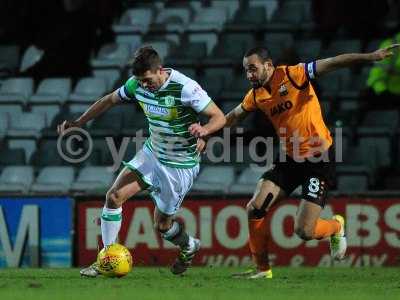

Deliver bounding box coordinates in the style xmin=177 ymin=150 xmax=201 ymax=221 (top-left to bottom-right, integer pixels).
xmin=244 ymin=47 xmax=272 ymax=62
xmin=129 ymin=46 xmax=162 ymax=76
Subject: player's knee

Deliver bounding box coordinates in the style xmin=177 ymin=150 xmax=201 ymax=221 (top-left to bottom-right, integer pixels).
xmin=294 ymin=225 xmax=313 ymax=241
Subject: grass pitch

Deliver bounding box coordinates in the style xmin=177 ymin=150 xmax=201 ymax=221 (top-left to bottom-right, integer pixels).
xmin=0 ymin=267 xmax=399 ymax=300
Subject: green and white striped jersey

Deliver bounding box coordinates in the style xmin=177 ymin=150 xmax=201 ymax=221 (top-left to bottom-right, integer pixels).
xmin=117 ymin=68 xmax=212 ymax=168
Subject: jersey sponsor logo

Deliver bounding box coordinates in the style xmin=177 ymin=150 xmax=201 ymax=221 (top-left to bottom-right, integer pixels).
xmin=144 ymin=104 xmax=169 ymax=116
xmin=279 ymin=84 xmax=288 ymax=96
xmin=270 ymin=100 xmax=293 ymax=117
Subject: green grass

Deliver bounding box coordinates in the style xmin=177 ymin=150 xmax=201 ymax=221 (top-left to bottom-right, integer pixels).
xmin=0 ymin=267 xmax=399 ymax=300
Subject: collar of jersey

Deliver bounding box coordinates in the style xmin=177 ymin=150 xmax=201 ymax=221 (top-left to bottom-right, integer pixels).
xmin=158 ymin=68 xmax=174 ymax=91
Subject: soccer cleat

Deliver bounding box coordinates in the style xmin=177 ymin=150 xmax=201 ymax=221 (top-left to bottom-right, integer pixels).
xmin=80 ymin=262 xmax=101 ymax=278
xmin=232 ymin=269 xmax=273 ymax=279
xmin=248 ymin=269 xmax=273 ymax=279
xmin=330 ymin=214 xmax=347 ymax=260
xmin=171 ymin=239 xmax=201 ymax=275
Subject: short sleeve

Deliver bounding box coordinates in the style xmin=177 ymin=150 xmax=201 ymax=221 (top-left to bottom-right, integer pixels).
xmin=286 ymin=64 xmax=310 ymax=88
xmin=241 ymin=89 xmax=257 ymax=112
xmin=117 ymin=76 xmax=138 ymax=101
xmin=181 ymin=80 xmax=212 ymax=113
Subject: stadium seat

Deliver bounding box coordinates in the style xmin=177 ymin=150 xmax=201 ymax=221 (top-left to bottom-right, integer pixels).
xmin=229 ymin=166 xmax=266 ymax=194
xmin=295 ymin=40 xmax=322 ymax=62
xmin=337 ymin=174 xmax=369 ymax=193
xmin=188 ymin=33 xmax=218 ymax=55
xmin=69 ymin=77 xmax=107 ymax=112
xmin=249 ymin=0 xmax=278 ymax=21
xmin=212 ymin=0 xmax=239 ymax=20
xmin=0 ymin=45 xmax=20 ymax=75
xmin=165 ymin=41 xmax=207 ymax=66
xmin=229 ymin=6 xmax=267 ymax=26
xmin=0 ymin=112 xmax=9 ymax=138
xmin=91 ymin=43 xmax=130 ymax=69
xmin=192 ymin=166 xmax=235 ymax=193
xmin=7 ymin=112 xmax=46 ymax=138
xmin=322 ymin=39 xmax=362 ymax=57
xmin=0 ymin=77 xmax=34 ymax=104
xmin=30 ymin=78 xmax=71 ymax=103
xmin=113 ymin=8 xmax=154 ymax=34
xmin=90 ymin=112 xmax=123 ymax=137
xmin=0 ymin=148 xmax=26 ymax=166
xmin=209 ymin=33 xmax=255 ymax=61
xmin=0 ymin=166 xmax=34 ymax=193
xmin=220 ymin=75 xmax=252 ymax=100
xmin=187 ymin=7 xmax=228 ymax=31
xmin=30 ymin=166 xmax=75 ymax=193
xmin=19 ymin=45 xmax=44 ymax=72
xmin=70 ymin=166 xmax=114 ymax=193
xmin=85 ymin=138 xmax=115 ymax=166
xmin=92 ymin=69 xmax=121 ymax=91
xmin=7 ymin=139 xmax=37 ymax=163
xmin=360 ymin=110 xmax=399 ymax=133
xmin=153 ymin=7 xmax=191 ymax=32
xmin=121 ymin=109 xmax=149 ymax=136
xmin=115 ymin=34 xmax=142 ymax=52
xmin=30 ymin=139 xmax=66 ymax=166
xmin=198 ymin=74 xmax=225 ymax=101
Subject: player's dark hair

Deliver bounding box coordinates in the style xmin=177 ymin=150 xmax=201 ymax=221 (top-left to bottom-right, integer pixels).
xmin=244 ymin=47 xmax=272 ymax=63
xmin=129 ymin=46 xmax=162 ymax=76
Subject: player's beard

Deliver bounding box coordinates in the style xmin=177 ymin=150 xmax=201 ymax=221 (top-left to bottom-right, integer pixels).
xmin=251 ymin=71 xmax=269 ymax=89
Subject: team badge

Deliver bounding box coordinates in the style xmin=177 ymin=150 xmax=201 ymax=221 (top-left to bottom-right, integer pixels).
xmin=164 ymin=95 xmax=175 ymax=106
xmin=279 ymin=84 xmax=288 ymax=96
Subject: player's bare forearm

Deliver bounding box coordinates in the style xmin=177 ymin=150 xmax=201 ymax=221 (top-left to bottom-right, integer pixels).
xmin=75 ymin=91 xmax=119 ymax=126
xmin=202 ymin=112 xmax=226 ymax=136
xmin=189 ymin=102 xmax=226 ymax=138
xmin=315 ymin=44 xmax=400 ymax=76
xmin=316 ymin=53 xmax=373 ymax=76
xmin=225 ymin=104 xmax=249 ymax=128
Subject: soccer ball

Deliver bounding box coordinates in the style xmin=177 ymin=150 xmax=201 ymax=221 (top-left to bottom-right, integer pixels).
xmin=97 ymin=243 xmax=133 ymax=277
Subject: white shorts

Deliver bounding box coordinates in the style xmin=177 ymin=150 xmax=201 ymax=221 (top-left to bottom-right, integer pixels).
xmin=123 ymin=146 xmax=200 ymax=215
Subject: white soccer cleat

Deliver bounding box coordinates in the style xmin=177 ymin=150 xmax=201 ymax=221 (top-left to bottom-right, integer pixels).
xmin=232 ymin=269 xmax=273 ymax=279
xmin=330 ymin=215 xmax=347 ymax=261
xmin=80 ymin=262 xmax=101 ymax=278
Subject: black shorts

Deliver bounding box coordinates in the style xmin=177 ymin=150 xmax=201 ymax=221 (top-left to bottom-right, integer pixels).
xmin=261 ymin=146 xmax=336 ymax=207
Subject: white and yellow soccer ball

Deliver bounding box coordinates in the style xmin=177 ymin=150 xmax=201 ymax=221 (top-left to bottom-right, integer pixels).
xmin=97 ymin=243 xmax=133 ymax=278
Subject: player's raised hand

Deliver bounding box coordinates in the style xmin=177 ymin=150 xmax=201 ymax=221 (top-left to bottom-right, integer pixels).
xmin=189 ymin=123 xmax=209 ymax=138
xmin=57 ymin=120 xmax=81 ymax=135
xmin=371 ymin=44 xmax=400 ymax=61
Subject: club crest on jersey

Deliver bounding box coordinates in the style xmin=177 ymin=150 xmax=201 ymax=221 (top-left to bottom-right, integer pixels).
xmin=279 ymin=84 xmax=288 ymax=96
xmin=164 ymin=95 xmax=175 ymax=106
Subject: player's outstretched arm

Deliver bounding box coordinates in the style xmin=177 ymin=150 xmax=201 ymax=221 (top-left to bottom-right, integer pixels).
xmin=57 ymin=90 xmax=120 ymax=135
xmin=225 ymin=104 xmax=250 ymax=128
xmin=314 ymin=43 xmax=400 ymax=77
xmin=188 ymin=102 xmax=226 ymax=138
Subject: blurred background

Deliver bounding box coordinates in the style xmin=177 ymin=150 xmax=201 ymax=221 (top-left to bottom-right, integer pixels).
xmin=0 ymin=0 xmax=399 ymax=268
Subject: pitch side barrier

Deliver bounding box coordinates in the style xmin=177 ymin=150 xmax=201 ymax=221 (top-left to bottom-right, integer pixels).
xmin=74 ymin=194 xmax=400 ymax=268
xmin=0 ymin=194 xmax=399 ymax=268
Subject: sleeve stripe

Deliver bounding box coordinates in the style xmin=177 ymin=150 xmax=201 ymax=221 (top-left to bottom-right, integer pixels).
xmin=118 ymin=86 xmax=129 ymax=101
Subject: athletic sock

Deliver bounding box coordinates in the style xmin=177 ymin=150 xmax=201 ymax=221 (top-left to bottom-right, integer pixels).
xmin=161 ymin=220 xmax=192 ymax=250
xmin=248 ymin=217 xmax=271 ymax=272
xmin=312 ymin=218 xmax=341 ymax=240
xmin=101 ymin=206 xmax=122 ymax=247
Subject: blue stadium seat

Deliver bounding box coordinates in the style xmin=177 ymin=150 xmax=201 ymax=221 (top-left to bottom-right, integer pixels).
xmin=0 ymin=166 xmax=34 ymax=194
xmin=30 ymin=166 xmax=75 ymax=193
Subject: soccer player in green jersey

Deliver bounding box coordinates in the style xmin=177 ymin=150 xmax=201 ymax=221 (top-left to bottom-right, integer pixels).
xmin=58 ymin=46 xmax=226 ymax=276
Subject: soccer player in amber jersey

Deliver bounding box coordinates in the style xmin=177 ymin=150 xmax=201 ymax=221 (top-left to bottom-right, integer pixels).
xmin=226 ymin=44 xmax=399 ymax=279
